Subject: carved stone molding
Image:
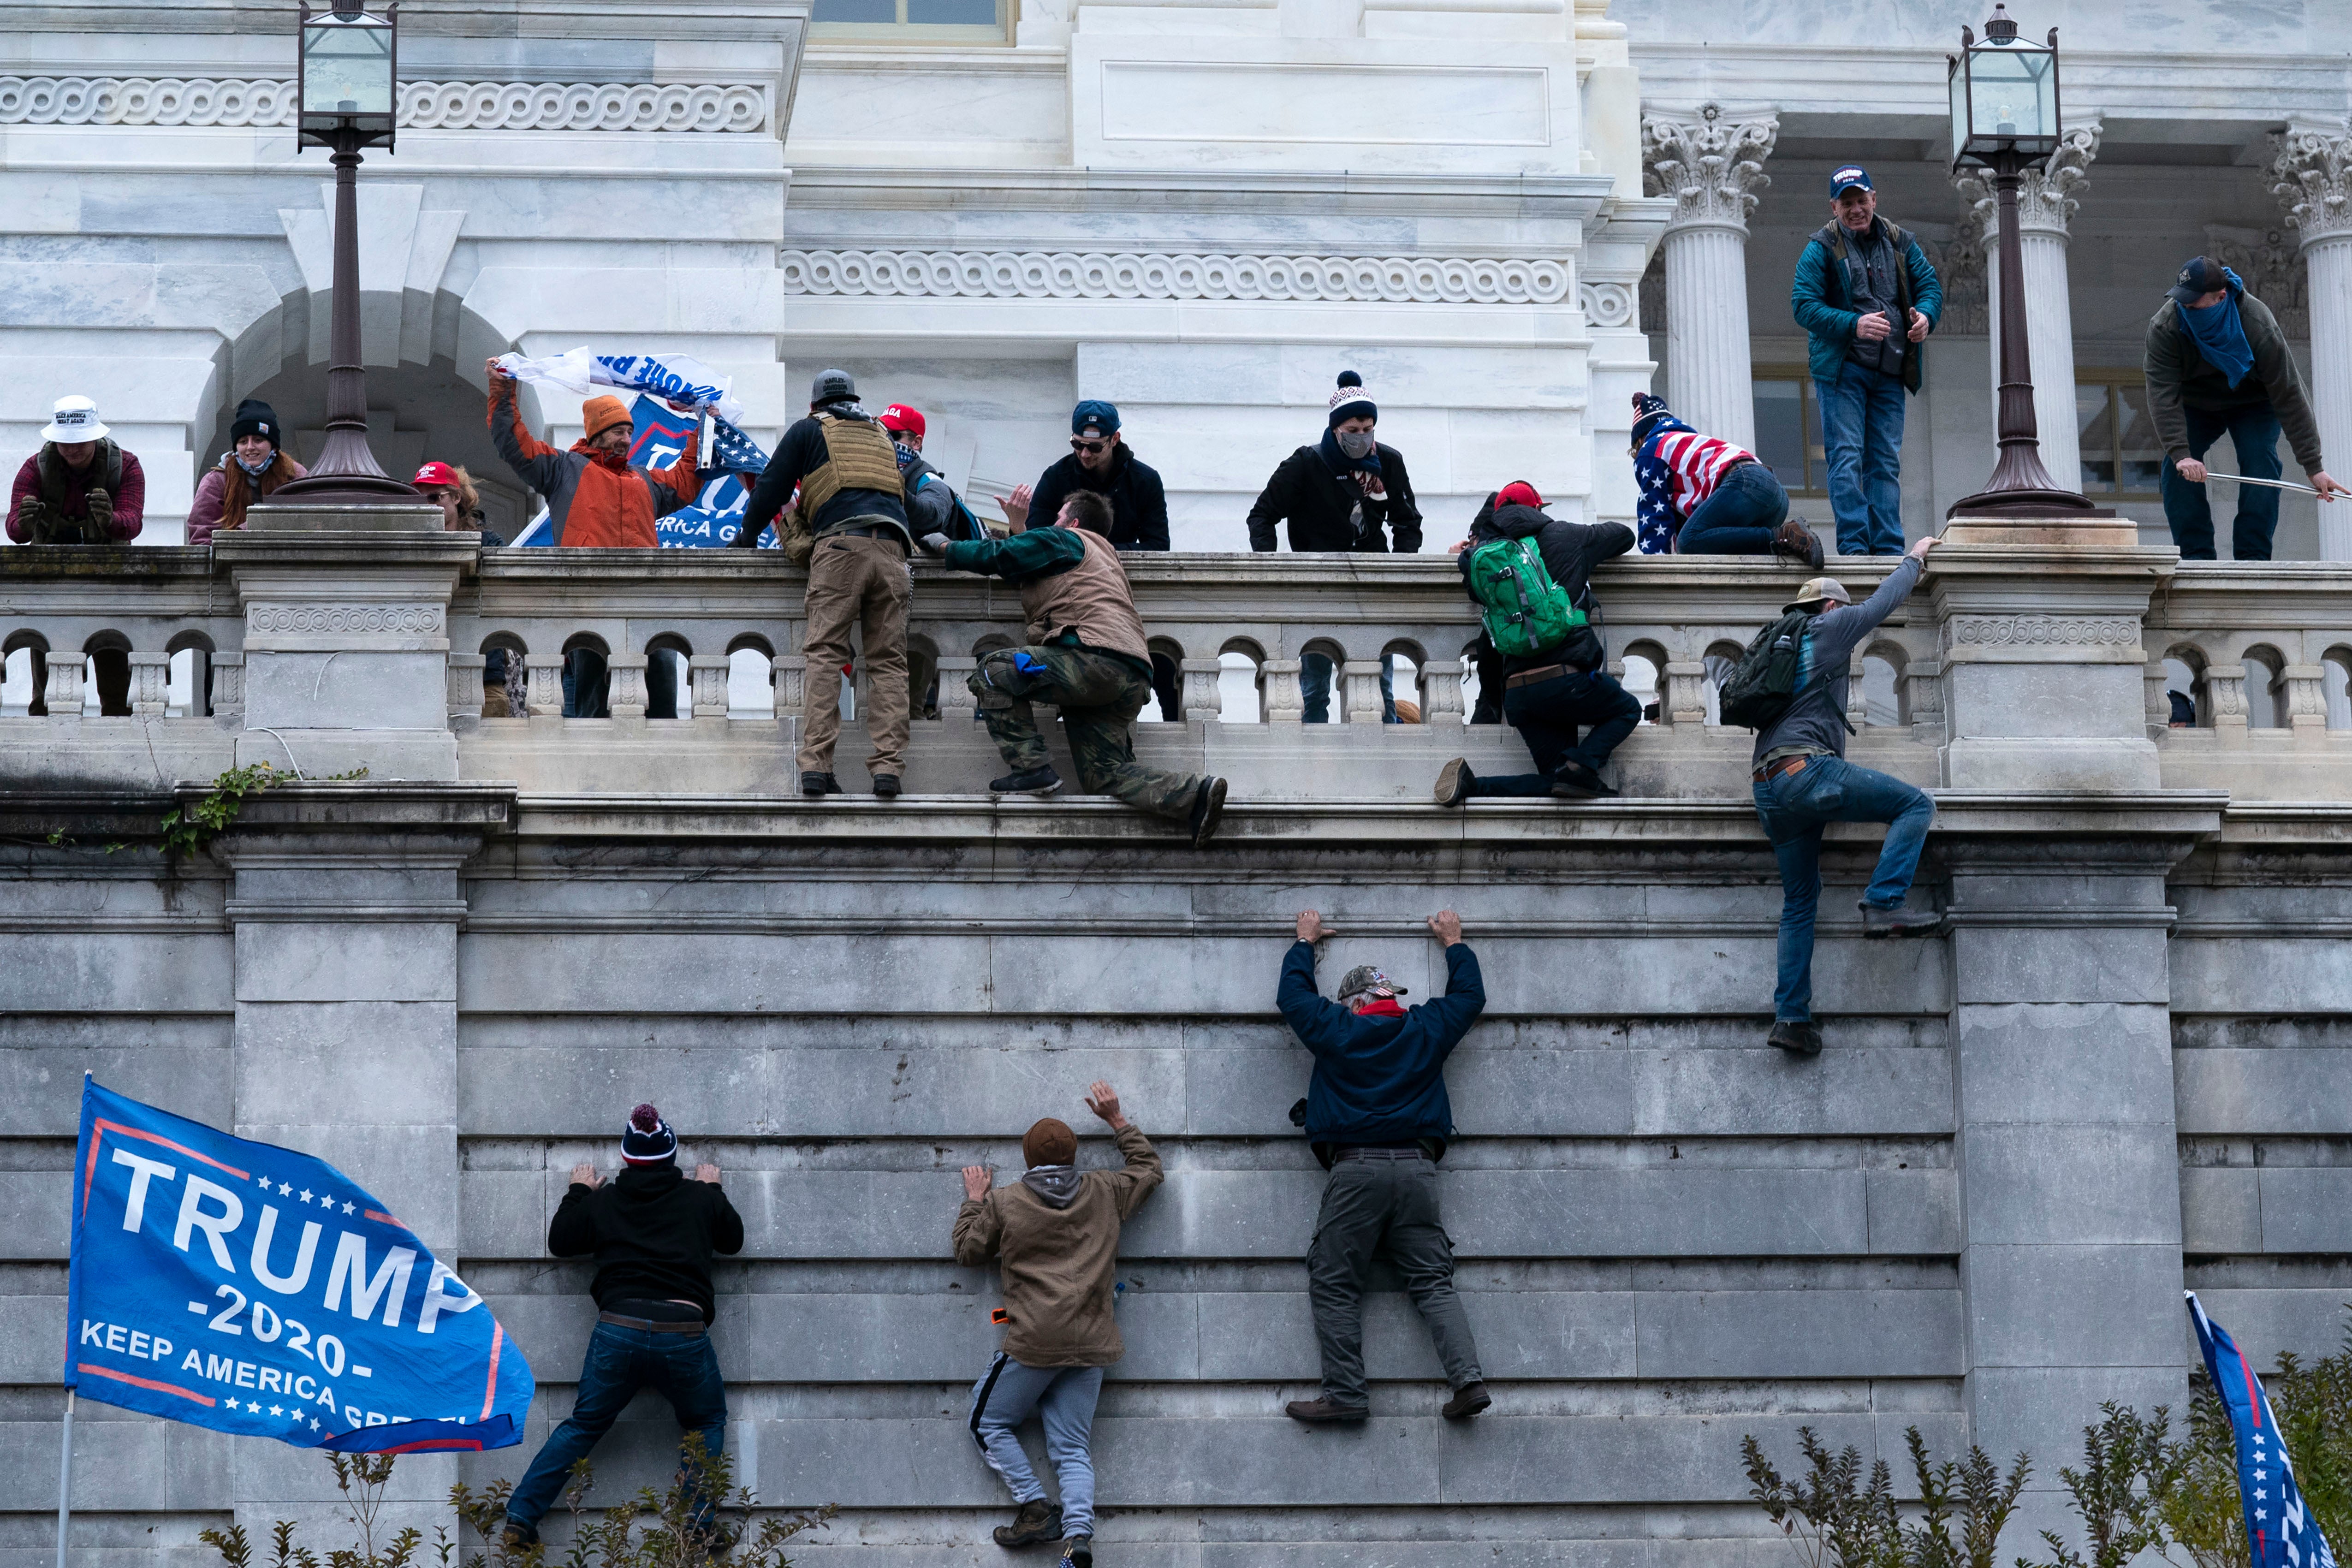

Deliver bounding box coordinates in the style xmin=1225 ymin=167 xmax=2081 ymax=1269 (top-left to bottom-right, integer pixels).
xmin=1954 ymin=119 xmax=2102 ymax=243
xmin=0 ymin=76 xmax=768 ymax=133
xmin=1941 ymin=614 xmax=2141 ymax=656
xmin=1640 ymin=103 xmax=1778 ymax=233
xmin=1580 ymin=281 xmax=1635 ymax=328
xmin=777 ymin=249 xmax=1576 ymax=305
xmin=2271 ymin=121 xmax=2352 ymax=244
xmin=2206 ymin=224 xmax=2309 ymax=336
xmin=249 ymin=604 xmax=444 ymax=636
xmin=1934 ymin=234 xmax=1989 ymax=335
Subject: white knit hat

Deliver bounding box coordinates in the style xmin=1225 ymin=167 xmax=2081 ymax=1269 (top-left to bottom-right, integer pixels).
xmin=41 ymin=396 xmax=108 ymax=444
xmin=1327 ymin=371 xmax=1376 ymax=426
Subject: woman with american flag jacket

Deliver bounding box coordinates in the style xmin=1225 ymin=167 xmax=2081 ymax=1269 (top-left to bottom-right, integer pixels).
xmin=1630 ymin=392 xmax=1823 ymax=566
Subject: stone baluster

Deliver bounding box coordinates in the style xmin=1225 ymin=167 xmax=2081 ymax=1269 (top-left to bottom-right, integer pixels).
xmin=1904 ymin=657 xmax=1944 ymax=746
xmin=1957 ymin=118 xmax=2100 ymax=495
xmin=525 ymin=654 xmax=564 ymax=717
xmin=689 ymin=655 xmax=732 ymax=718
xmin=445 ymin=654 xmax=485 ymax=724
xmin=2284 ymin=664 xmax=2329 ymax=732
xmin=211 ymin=652 xmax=245 ymax=720
xmin=1342 ymin=659 xmax=1386 ymax=725
xmin=130 ymin=651 xmax=171 ymax=716
xmin=936 ymin=657 xmax=979 ymax=723
xmin=606 ymin=653 xmax=649 ymax=719
xmin=1641 ymin=103 xmax=1777 ymax=449
xmin=1662 ymin=660 xmax=1707 ymax=727
xmin=2205 ymin=664 xmax=2249 ymax=741
xmin=2270 ymin=119 xmax=2352 ymax=560
xmin=2144 ymin=659 xmax=2173 ymax=738
xmin=1262 ymin=659 xmax=1305 ymax=724
xmin=1420 ymin=656 xmax=1467 ymax=723
xmin=1180 ymin=657 xmax=1224 ymax=723
xmin=44 ymin=651 xmax=84 ymax=716
xmin=1847 ymin=651 xmax=1871 ymax=731
xmin=773 ymin=652 xmax=808 ymax=716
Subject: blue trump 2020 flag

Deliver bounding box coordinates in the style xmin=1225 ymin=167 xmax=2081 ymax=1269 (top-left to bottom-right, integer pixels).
xmin=66 ymin=1079 xmax=532 ymax=1453
xmin=2189 ymin=1290 xmax=2340 ymax=1568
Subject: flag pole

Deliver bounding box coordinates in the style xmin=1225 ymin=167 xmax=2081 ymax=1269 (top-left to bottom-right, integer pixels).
xmin=56 ymin=1388 xmax=73 ymax=1568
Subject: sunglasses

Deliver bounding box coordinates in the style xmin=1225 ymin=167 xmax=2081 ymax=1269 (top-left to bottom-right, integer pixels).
xmin=1071 ymin=438 xmax=1110 ymax=454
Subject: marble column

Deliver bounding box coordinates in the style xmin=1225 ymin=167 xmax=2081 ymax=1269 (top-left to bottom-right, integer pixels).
xmin=1956 ymin=119 xmax=2100 ymax=497
xmin=2271 ymin=119 xmax=2352 ymax=560
xmin=1641 ymin=103 xmax=1777 ymax=449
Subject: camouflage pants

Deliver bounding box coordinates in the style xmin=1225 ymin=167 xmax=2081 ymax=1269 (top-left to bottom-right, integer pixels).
xmin=968 ymin=645 xmax=1202 ymax=820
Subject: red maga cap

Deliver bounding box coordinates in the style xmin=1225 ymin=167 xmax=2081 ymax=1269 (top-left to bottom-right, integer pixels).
xmin=413 ymin=461 xmax=459 ymax=489
xmin=879 ymin=404 xmax=926 ymax=437
xmin=1497 ymin=481 xmax=1544 ymax=510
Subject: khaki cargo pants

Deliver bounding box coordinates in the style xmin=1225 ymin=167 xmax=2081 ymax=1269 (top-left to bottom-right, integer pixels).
xmin=800 ymin=531 xmax=912 ymax=778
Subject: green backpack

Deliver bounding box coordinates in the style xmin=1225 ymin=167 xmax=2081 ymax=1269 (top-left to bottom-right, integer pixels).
xmin=1467 ymin=537 xmax=1586 ymax=659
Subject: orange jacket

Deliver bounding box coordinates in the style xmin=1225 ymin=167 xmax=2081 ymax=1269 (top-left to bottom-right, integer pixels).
xmin=487 ymin=380 xmax=700 ymax=547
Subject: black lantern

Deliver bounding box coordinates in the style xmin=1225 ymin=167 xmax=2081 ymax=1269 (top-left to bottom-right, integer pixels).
xmin=267 ymin=0 xmax=421 ymax=507
xmin=1942 ymin=6 xmax=2104 ymax=519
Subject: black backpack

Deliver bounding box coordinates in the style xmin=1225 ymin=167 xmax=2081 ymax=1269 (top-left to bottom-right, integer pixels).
xmin=1719 ymin=610 xmax=1853 ymax=734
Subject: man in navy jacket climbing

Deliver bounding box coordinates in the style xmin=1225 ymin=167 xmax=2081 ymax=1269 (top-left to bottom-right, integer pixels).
xmin=1277 ymin=907 xmax=1490 ymax=1424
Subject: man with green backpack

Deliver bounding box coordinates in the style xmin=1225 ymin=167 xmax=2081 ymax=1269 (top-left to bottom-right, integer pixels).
xmin=1435 ymin=482 xmax=1640 ymax=802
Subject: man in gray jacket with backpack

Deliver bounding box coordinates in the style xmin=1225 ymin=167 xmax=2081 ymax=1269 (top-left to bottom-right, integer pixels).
xmin=1734 ymin=534 xmax=1941 ymax=1057
xmin=1434 ymin=481 xmax=1641 ymax=803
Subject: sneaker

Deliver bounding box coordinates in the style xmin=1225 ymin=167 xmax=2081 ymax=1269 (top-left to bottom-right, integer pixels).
xmin=1434 ymin=757 xmax=1473 ymax=806
xmin=1860 ymin=903 xmax=1945 ymax=939
xmin=872 ymin=774 xmax=901 ymax=798
xmin=1773 ymin=517 xmax=1826 ymax=568
xmin=1189 ymin=775 xmax=1228 ymax=847
xmin=990 ymin=766 xmax=1063 ymax=796
xmin=1550 ymin=762 xmax=1619 ymax=799
xmin=992 ymin=1499 xmax=1063 ymax=1549
xmin=1284 ymin=1395 xmax=1370 ymax=1424
xmin=1768 ymin=1019 xmax=1824 ymax=1057
xmin=801 ymin=771 xmax=841 ymax=797
xmin=1441 ymin=1381 xmax=1492 ymax=1420
xmin=1061 ymin=1538 xmax=1093 ymax=1568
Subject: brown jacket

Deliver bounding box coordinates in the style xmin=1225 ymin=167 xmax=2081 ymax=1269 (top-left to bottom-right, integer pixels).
xmin=953 ymin=1123 xmax=1162 ymax=1367
xmin=1021 ymin=528 xmax=1151 ymax=664
xmin=2144 ymin=289 xmax=2323 ymax=473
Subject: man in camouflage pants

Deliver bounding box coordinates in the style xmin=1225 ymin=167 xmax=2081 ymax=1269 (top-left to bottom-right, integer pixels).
xmin=927 ymin=490 xmax=1227 ymax=846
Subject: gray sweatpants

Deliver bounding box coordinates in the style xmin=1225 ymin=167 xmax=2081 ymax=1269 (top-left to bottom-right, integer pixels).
xmin=968 ymin=1354 xmax=1105 ymax=1538
xmin=1306 ymin=1153 xmax=1483 ymax=1407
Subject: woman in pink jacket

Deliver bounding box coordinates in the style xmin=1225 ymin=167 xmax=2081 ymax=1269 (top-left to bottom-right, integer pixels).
xmin=186 ymin=399 xmax=306 ymax=544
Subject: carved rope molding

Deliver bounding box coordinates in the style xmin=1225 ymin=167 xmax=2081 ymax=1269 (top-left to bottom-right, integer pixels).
xmin=249 ymin=605 xmax=444 ymax=636
xmin=1940 ymin=615 xmax=2141 ymax=655
xmin=779 ymin=249 xmax=1616 ymax=311
xmin=0 ymin=76 xmax=767 ymax=132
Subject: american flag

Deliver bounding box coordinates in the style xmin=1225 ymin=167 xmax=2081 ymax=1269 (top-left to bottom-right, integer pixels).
xmin=1633 ymin=416 xmax=1756 ymax=554
xmin=2190 ymin=1290 xmax=2340 ymax=1568
xmin=708 ymin=416 xmax=771 ymax=475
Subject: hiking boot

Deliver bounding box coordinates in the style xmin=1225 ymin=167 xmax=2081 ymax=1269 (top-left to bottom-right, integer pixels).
xmin=992 ymin=1500 xmax=1062 ymax=1549
xmin=1285 ymin=1395 xmax=1369 ymax=1424
xmin=1442 ymin=1381 xmax=1492 ymax=1420
xmin=801 ymin=771 xmax=841 ymax=797
xmin=1551 ymin=762 xmax=1619 ymax=799
xmin=1189 ymin=775 xmax=1228 ymax=847
xmin=1768 ymin=1019 xmax=1824 ymax=1057
xmin=1773 ymin=516 xmax=1826 ymax=568
xmin=872 ymin=773 xmax=901 ymax=798
xmin=498 ymin=1521 xmax=540 ymax=1553
xmin=1861 ymin=903 xmax=1945 ymax=939
xmin=990 ymin=766 xmax=1063 ymax=797
xmin=1060 ymin=1538 xmax=1093 ymax=1568
xmin=1434 ymin=757 xmax=1474 ymax=806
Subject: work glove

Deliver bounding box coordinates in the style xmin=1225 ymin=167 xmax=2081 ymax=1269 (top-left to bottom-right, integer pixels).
xmin=13 ymin=495 xmax=49 ymax=539
xmin=85 ymin=487 xmax=114 ymax=539
xmin=919 ymin=532 xmax=949 ymax=557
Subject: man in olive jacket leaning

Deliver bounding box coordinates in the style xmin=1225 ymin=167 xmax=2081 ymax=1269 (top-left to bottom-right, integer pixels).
xmin=956 ymin=1080 xmax=1163 ymax=1566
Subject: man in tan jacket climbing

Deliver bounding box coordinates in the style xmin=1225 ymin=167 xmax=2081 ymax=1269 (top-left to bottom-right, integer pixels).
xmin=954 ymin=1080 xmax=1162 ymax=1567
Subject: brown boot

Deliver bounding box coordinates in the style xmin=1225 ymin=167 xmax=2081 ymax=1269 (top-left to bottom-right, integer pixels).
xmin=993 ymin=1500 xmax=1062 ymax=1549
xmin=1442 ymin=1381 xmax=1492 ymax=1419
xmin=1284 ymin=1395 xmax=1369 ymax=1423
xmin=1772 ymin=517 xmax=1825 ymax=568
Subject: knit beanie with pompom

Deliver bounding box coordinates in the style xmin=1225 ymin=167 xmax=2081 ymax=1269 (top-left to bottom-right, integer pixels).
xmin=621 ymin=1103 xmax=678 ymax=1166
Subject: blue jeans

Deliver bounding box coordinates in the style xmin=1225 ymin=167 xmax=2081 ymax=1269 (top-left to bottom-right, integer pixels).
xmin=1301 ymin=653 xmax=1398 ymax=724
xmin=506 ymin=1320 xmax=728 ymax=1532
xmin=970 ymin=1355 xmax=1105 ymax=1538
xmin=1816 ymin=361 xmax=1907 ymax=556
xmin=1751 ymin=754 xmax=1936 ymax=1023
xmin=1465 ymin=668 xmax=1642 ymax=795
xmin=1675 ymin=461 xmax=1788 ymax=555
xmin=2159 ymin=402 xmax=2285 ymax=560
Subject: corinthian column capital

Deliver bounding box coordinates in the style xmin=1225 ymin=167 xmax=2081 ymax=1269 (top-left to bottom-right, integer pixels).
xmin=1954 ymin=117 xmax=2103 ymax=244
xmin=1641 ymin=103 xmax=1778 ymax=233
xmin=2271 ymin=117 xmax=2352 ymax=245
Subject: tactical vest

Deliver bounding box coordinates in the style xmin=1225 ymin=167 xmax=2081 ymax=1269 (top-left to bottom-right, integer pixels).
xmin=1812 ymin=219 xmax=1923 ymax=392
xmin=795 ymin=413 xmax=905 ymax=522
xmin=1018 ymin=528 xmax=1150 ymax=664
xmin=38 ymin=440 xmax=123 ymax=516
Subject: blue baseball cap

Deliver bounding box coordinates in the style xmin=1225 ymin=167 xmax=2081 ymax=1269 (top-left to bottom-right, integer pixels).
xmin=1829 ymin=165 xmax=1873 ymax=198
xmin=1071 ymin=399 xmax=1121 ymax=436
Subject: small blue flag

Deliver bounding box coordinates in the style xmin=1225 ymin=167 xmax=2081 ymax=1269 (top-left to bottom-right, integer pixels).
xmin=67 ymin=1080 xmax=533 ymax=1453
xmin=2188 ymin=1290 xmax=2340 ymax=1568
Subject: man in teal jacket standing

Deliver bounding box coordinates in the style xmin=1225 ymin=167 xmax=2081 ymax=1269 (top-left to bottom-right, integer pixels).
xmin=1791 ymin=166 xmax=1942 ymax=557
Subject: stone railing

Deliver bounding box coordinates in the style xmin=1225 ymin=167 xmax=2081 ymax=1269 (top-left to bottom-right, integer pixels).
xmin=3 ymin=511 xmax=2348 ymax=799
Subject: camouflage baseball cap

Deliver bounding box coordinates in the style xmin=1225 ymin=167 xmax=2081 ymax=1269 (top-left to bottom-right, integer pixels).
xmin=1336 ymin=965 xmax=1408 ymax=1002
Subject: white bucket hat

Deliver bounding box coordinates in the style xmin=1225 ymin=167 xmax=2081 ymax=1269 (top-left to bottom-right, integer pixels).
xmin=41 ymin=396 xmax=109 ymax=444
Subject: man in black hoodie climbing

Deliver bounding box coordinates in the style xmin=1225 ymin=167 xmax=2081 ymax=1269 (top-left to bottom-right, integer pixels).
xmin=1436 ymin=481 xmax=1641 ymax=803
xmin=503 ymin=1105 xmax=745 ymax=1545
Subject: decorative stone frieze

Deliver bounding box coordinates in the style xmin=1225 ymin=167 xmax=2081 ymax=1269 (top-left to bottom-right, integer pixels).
xmin=776 ymin=249 xmax=1575 ymax=305
xmin=1935 ymin=235 xmax=1989 ymax=336
xmin=2270 ymin=121 xmax=2352 ymax=243
xmin=1579 ymin=281 xmax=1635 ymax=327
xmin=1639 ymin=103 xmax=1777 ymax=231
xmin=0 ymin=75 xmax=768 ymax=132
xmin=248 ymin=603 xmax=444 ymax=638
xmin=2205 ymin=225 xmax=2308 ymax=337
xmin=1941 ymin=614 xmax=2143 ymax=656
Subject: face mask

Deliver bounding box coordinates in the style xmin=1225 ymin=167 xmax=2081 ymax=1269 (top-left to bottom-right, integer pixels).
xmin=234 ymin=451 xmax=273 ymax=476
xmin=1336 ymin=429 xmax=1374 ymax=460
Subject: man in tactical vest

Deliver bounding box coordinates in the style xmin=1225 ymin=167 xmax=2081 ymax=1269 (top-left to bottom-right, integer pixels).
xmin=9 ymin=395 xmax=146 ymax=546
xmin=735 ymin=369 xmax=916 ymax=798
xmin=927 ymin=489 xmax=1229 ymax=847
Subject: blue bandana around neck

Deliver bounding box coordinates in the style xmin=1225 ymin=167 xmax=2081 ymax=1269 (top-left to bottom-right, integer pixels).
xmin=2180 ymin=268 xmax=2255 ymax=389
xmin=1318 ymin=427 xmax=1382 ymax=478
xmin=233 ymin=452 xmax=274 ymax=478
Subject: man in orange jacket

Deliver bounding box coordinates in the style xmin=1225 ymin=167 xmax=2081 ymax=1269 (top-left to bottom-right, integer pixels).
xmin=487 ymin=360 xmax=703 ymax=713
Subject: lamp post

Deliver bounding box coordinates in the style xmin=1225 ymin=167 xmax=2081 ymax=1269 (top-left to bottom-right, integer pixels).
xmin=266 ymin=0 xmax=421 ymax=505
xmin=1946 ymin=5 xmax=2107 ymax=518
